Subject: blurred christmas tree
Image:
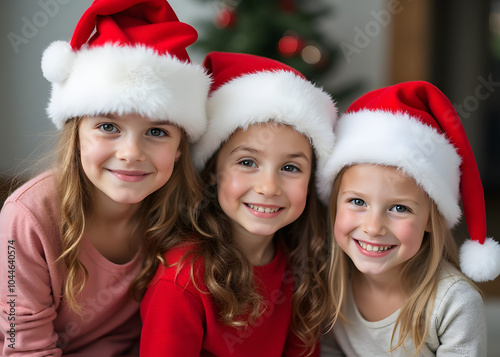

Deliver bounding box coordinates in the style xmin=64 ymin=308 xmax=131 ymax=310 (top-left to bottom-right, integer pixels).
xmin=192 ymin=0 xmax=360 ymax=97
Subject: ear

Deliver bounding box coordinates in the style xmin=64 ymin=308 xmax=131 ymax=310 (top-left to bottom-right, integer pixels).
xmin=175 ymin=147 xmax=182 ymax=162
xmin=425 ymin=218 xmax=432 ymax=233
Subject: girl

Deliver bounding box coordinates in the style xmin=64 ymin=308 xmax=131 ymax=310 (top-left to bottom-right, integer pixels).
xmin=0 ymin=0 xmax=210 ymax=355
xmin=318 ymin=81 xmax=500 ymax=356
xmin=140 ymin=51 xmax=338 ymax=356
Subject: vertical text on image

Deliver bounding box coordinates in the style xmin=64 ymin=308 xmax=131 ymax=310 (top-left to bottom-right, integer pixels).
xmin=6 ymin=239 xmax=16 ymax=349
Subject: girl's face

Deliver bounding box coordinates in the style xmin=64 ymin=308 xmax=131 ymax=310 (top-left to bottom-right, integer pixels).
xmin=215 ymin=123 xmax=313 ymax=243
xmin=334 ymin=164 xmax=431 ymax=280
xmin=78 ymin=113 xmax=182 ymax=206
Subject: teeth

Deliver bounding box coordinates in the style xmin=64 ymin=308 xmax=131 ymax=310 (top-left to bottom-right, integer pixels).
xmin=248 ymin=204 xmax=279 ymax=213
xmin=357 ymin=240 xmax=392 ymax=252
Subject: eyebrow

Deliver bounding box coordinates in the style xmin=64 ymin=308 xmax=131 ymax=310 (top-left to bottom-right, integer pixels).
xmin=341 ymin=189 xmax=421 ymax=205
xmin=231 ymin=145 xmax=310 ymax=163
xmin=148 ymin=120 xmax=175 ymax=126
xmin=231 ymin=145 xmax=259 ymax=155
xmin=92 ymin=114 xmax=173 ymax=126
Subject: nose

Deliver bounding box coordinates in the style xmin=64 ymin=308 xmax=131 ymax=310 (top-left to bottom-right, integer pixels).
xmin=116 ymin=134 xmax=146 ymax=162
xmin=254 ymin=170 xmax=281 ymax=197
xmin=362 ymin=210 xmax=387 ymax=237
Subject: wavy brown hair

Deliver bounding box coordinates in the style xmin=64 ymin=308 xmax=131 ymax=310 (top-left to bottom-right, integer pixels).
xmin=187 ymin=146 xmax=332 ymax=355
xmin=326 ymin=166 xmax=478 ymax=356
xmin=55 ymin=118 xmax=203 ymax=312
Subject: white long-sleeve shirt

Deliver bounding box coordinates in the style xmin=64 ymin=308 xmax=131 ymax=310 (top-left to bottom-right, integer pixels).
xmin=321 ymin=265 xmax=486 ymax=356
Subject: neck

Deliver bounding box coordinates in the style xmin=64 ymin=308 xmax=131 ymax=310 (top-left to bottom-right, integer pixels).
xmin=84 ymin=190 xmax=142 ymax=264
xmin=90 ymin=190 xmax=141 ymax=224
xmin=351 ymin=268 xmax=407 ymax=322
xmin=231 ymin=225 xmax=276 ymax=266
xmin=353 ymin=268 xmax=403 ymax=293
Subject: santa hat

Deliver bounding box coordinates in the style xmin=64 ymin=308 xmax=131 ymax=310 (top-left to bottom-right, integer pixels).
xmin=192 ymin=51 xmax=337 ymax=189
xmin=41 ymin=0 xmax=211 ymax=141
xmin=318 ymin=81 xmax=500 ymax=282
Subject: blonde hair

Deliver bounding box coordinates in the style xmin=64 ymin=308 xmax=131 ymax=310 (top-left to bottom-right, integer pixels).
xmin=186 ymin=149 xmax=331 ymax=355
xmin=55 ymin=118 xmax=203 ymax=311
xmin=326 ymin=166 xmax=478 ymax=356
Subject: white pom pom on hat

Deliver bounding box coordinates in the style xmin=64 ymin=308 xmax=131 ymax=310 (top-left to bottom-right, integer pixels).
xmin=460 ymin=238 xmax=500 ymax=282
xmin=41 ymin=41 xmax=75 ymax=83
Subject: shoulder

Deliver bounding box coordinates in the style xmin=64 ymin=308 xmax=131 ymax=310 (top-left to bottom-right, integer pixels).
xmin=2 ymin=171 xmax=58 ymax=214
xmin=434 ymin=263 xmax=484 ymax=315
xmin=436 ymin=264 xmax=480 ymax=296
xmin=148 ymin=242 xmax=206 ymax=293
xmin=428 ymin=264 xmax=487 ymax=355
xmin=0 ymin=171 xmax=60 ymax=245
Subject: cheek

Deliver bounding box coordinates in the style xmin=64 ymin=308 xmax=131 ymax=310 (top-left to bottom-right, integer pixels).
xmin=393 ymin=220 xmax=426 ymax=252
xmin=334 ymin=206 xmax=354 ymax=234
xmin=79 ymin=140 xmax=108 ymax=170
xmin=154 ymin=148 xmax=177 ymax=172
xmin=216 ymin=170 xmax=245 ymax=207
xmin=80 ymin=133 xmax=107 ymax=156
xmin=286 ymin=177 xmax=309 ymax=208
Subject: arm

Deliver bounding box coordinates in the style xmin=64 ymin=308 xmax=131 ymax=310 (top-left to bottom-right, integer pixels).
xmin=0 ymin=201 xmax=61 ymax=356
xmin=435 ymin=279 xmax=487 ymax=357
xmin=140 ymin=278 xmax=205 ymax=356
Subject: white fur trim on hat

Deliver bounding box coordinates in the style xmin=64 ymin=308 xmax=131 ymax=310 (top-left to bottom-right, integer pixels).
xmin=317 ymin=109 xmax=462 ymax=227
xmin=192 ymin=70 xmax=337 ymax=173
xmin=42 ymin=42 xmax=211 ymax=141
xmin=460 ymin=237 xmax=500 ymax=282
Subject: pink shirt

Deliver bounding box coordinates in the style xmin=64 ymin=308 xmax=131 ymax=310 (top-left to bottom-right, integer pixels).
xmin=0 ymin=171 xmax=142 ymax=356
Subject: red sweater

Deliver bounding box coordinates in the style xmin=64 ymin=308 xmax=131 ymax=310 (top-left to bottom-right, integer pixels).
xmin=140 ymin=243 xmax=317 ymax=356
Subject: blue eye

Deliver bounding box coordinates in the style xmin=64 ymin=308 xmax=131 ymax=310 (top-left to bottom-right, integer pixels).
xmin=147 ymin=128 xmax=166 ymax=137
xmin=350 ymin=198 xmax=365 ymax=206
xmin=99 ymin=123 xmax=118 ymax=133
xmin=391 ymin=205 xmax=408 ymax=213
xmin=239 ymin=159 xmax=256 ymax=167
xmin=282 ymin=164 xmax=300 ymax=172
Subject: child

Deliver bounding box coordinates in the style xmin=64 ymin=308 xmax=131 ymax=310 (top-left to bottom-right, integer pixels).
xmin=140 ymin=51 xmax=338 ymax=356
xmin=0 ymin=0 xmax=210 ymax=355
xmin=318 ymin=81 xmax=500 ymax=356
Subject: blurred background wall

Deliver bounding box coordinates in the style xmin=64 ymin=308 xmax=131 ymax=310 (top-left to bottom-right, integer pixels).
xmin=1 ymin=0 xmax=499 ymax=353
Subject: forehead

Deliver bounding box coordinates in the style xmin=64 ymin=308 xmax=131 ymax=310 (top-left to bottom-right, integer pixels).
xmin=226 ymin=122 xmax=309 ymax=146
xmin=341 ymin=164 xmax=426 ymax=196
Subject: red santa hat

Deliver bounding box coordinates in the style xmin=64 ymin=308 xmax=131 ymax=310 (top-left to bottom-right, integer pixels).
xmin=192 ymin=51 xmax=337 ymax=188
xmin=318 ymin=81 xmax=500 ymax=282
xmin=41 ymin=0 xmax=210 ymax=141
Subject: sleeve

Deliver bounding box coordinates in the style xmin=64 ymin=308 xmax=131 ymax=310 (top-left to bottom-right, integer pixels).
xmin=0 ymin=201 xmax=61 ymax=356
xmin=140 ymin=278 xmax=206 ymax=356
xmin=434 ymin=279 xmax=487 ymax=357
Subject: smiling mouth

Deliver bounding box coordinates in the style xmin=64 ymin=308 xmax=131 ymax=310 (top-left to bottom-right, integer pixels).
xmin=245 ymin=203 xmax=282 ymax=213
xmin=356 ymin=240 xmax=395 ymax=252
xmin=109 ymin=169 xmax=149 ymax=176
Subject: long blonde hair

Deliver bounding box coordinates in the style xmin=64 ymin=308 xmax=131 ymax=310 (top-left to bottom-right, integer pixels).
xmin=55 ymin=118 xmax=203 ymax=311
xmin=326 ymin=166 xmax=477 ymax=356
xmin=188 ymin=150 xmax=331 ymax=355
